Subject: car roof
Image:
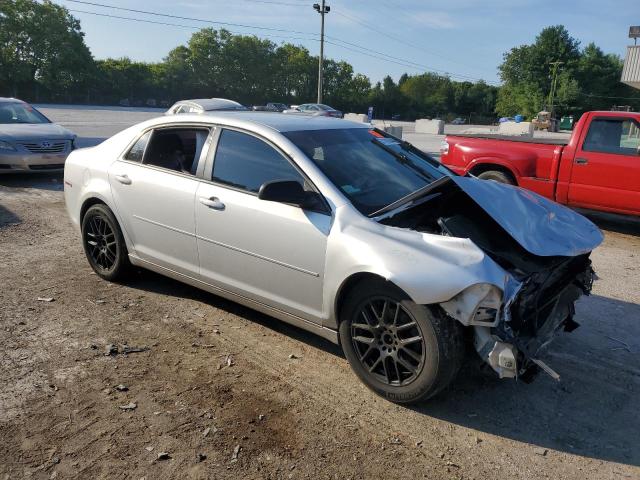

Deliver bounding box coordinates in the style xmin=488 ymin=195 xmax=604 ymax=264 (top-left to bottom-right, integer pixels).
xmin=0 ymin=97 xmax=26 ymax=105
xmin=152 ymin=111 xmax=369 ymax=133
xmin=176 ymin=98 xmax=245 ymax=110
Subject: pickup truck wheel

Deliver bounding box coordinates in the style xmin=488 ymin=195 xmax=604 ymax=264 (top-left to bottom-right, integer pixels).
xmin=477 ymin=170 xmax=515 ymax=185
xmin=339 ymin=279 xmax=464 ymax=404
xmin=81 ymin=204 xmax=131 ymax=281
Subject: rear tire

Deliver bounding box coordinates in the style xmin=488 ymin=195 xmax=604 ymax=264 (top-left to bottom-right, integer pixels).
xmin=81 ymin=204 xmax=131 ymax=281
xmin=477 ymin=170 xmax=515 ymax=185
xmin=339 ymin=278 xmax=464 ymax=404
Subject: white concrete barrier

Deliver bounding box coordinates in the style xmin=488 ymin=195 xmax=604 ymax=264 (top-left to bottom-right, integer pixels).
xmin=415 ymin=119 xmax=444 ymax=134
xmin=344 ymin=113 xmax=369 ymax=123
xmin=498 ymin=121 xmax=534 ymax=137
xmin=380 ymin=125 xmax=403 ymax=138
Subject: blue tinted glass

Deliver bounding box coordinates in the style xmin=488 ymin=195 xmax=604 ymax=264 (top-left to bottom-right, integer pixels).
xmin=212 ymin=130 xmax=302 ymax=192
xmin=283 ymin=128 xmax=449 ymax=215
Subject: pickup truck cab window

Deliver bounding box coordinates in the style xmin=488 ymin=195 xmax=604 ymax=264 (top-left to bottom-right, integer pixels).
xmin=583 ymin=118 xmax=640 ymax=156
xmin=212 ymin=129 xmax=304 ymax=193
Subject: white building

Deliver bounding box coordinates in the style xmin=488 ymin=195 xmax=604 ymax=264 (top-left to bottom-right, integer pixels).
xmin=622 ymin=45 xmax=640 ymax=89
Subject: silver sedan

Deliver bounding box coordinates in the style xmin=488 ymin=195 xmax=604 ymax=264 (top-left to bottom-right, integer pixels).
xmin=63 ymin=112 xmax=602 ymax=403
xmin=0 ymin=98 xmax=76 ymax=172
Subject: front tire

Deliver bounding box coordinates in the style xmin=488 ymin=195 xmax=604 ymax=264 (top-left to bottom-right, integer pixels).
xmin=339 ymin=279 xmax=464 ymax=404
xmin=81 ymin=204 xmax=131 ymax=281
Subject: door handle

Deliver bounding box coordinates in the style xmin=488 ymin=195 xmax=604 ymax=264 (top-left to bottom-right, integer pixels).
xmin=575 ymin=158 xmax=588 ymax=165
xmin=199 ymin=196 xmax=225 ymax=210
xmin=114 ymin=174 xmax=132 ymax=185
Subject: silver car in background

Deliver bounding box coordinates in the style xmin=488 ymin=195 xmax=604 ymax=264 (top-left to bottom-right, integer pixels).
xmin=0 ymin=98 xmax=76 ymax=172
xmin=284 ymin=103 xmax=343 ymax=118
xmin=63 ymin=112 xmax=602 ymax=403
xmin=166 ymin=98 xmax=248 ymax=115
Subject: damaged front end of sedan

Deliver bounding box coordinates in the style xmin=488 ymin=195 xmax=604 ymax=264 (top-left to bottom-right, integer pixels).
xmin=375 ymin=175 xmax=602 ymax=382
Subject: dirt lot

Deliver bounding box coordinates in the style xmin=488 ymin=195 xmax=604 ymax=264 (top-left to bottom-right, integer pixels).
xmin=1 ymin=107 xmax=639 ymax=479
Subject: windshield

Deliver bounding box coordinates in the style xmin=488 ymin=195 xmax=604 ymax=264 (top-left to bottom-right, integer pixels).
xmin=0 ymin=103 xmax=50 ymax=124
xmin=283 ymin=128 xmax=452 ymax=215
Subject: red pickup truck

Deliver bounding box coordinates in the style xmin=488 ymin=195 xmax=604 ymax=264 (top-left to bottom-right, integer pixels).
xmin=440 ymin=111 xmax=640 ymax=216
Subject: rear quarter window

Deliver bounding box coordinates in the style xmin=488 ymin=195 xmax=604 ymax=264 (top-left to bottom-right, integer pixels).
xmin=124 ymin=131 xmax=151 ymax=162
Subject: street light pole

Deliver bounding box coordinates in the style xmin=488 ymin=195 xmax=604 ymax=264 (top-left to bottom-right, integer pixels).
xmin=313 ymin=1 xmax=330 ymax=104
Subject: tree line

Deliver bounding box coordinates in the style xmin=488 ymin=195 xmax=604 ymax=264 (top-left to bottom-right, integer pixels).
xmin=1 ymin=1 xmax=639 ymax=122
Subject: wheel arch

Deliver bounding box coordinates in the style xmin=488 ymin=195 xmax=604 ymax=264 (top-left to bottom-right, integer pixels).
xmin=333 ymin=272 xmax=408 ymax=333
xmin=80 ymin=196 xmax=108 ymax=223
xmin=79 ymin=195 xmax=135 ymax=255
xmin=469 ymin=163 xmax=518 ymax=184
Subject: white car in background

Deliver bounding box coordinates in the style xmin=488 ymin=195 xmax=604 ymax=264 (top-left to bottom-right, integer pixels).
xmin=63 ymin=112 xmax=602 ymax=403
xmin=166 ymin=98 xmax=248 ymax=115
xmin=0 ymin=97 xmax=76 ymax=172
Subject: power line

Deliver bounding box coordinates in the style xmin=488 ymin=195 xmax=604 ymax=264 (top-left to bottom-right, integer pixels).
xmin=59 ymin=0 xmax=497 ymax=83
xmin=62 ymin=0 xmax=314 ymax=35
xmin=66 ymin=8 xmax=319 ymax=43
xmin=331 ymin=8 xmax=493 ymax=78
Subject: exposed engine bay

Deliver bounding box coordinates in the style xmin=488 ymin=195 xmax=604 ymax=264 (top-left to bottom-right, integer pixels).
xmin=377 ymin=177 xmax=597 ymax=381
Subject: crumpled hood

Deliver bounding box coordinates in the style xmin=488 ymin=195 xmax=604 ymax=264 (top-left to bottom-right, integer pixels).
xmin=452 ymin=176 xmax=603 ymax=257
xmin=0 ymin=123 xmax=75 ymax=141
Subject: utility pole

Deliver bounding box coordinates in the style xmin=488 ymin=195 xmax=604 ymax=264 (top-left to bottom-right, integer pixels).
xmin=547 ymin=61 xmax=564 ymax=114
xmin=313 ymin=1 xmax=330 ymax=103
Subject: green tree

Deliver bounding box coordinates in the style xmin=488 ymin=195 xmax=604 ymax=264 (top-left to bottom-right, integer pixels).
xmin=497 ymin=25 xmax=581 ymax=117
xmin=0 ymin=0 xmax=94 ymax=100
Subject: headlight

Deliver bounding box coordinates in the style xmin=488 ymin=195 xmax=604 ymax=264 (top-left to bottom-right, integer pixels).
xmin=439 ymin=140 xmax=449 ymax=155
xmin=0 ymin=140 xmax=16 ymax=151
xmin=71 ymin=137 xmax=77 ymax=150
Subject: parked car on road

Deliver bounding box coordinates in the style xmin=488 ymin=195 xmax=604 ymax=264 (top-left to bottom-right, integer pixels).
xmin=266 ymin=102 xmax=288 ymax=112
xmin=450 ymin=117 xmax=466 ymax=125
xmin=440 ymin=110 xmax=640 ymax=217
xmin=285 ymin=103 xmax=343 ymax=118
xmin=0 ymin=97 xmax=76 ymax=172
xmin=64 ymin=112 xmax=601 ymax=403
xmin=166 ymin=98 xmax=248 ymax=115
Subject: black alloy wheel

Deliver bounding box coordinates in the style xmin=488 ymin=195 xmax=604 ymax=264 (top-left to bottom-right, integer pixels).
xmin=81 ymin=204 xmax=131 ymax=281
xmin=351 ymin=297 xmax=425 ymax=386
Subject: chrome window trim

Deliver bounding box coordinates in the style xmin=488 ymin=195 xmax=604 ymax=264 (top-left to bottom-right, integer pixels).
xmin=117 ymin=123 xmax=215 ymax=181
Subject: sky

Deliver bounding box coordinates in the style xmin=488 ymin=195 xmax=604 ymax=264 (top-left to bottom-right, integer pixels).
xmin=57 ymin=0 xmax=639 ymax=85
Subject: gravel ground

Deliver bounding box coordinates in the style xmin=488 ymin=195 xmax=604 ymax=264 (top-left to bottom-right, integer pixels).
xmin=0 ymin=106 xmax=639 ymax=479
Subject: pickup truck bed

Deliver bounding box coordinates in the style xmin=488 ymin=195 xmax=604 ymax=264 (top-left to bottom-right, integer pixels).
xmin=439 ymin=111 xmax=640 ymax=217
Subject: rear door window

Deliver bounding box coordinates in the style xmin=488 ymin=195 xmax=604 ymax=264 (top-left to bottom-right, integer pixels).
xmin=583 ymin=118 xmax=640 ymax=155
xmin=211 ymin=129 xmax=304 ymax=193
xmin=143 ymin=128 xmax=210 ymax=175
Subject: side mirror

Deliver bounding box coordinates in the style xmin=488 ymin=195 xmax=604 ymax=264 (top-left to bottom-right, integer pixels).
xmin=258 ymin=180 xmax=307 ymax=207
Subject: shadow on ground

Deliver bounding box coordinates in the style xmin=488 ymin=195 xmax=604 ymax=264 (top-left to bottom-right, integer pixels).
xmin=0 ymin=172 xmax=63 ymax=191
xmin=125 ymin=268 xmax=640 ymax=467
xmin=583 ymin=210 xmax=640 ymax=236
xmin=126 ymin=268 xmax=343 ymax=357
xmin=0 ymin=203 xmax=21 ymax=227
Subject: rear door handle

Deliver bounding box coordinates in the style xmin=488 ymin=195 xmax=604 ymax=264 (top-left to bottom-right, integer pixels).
xmin=199 ymin=196 xmax=225 ymax=210
xmin=114 ymin=174 xmax=132 ymax=185
xmin=575 ymin=158 xmax=588 ymax=165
